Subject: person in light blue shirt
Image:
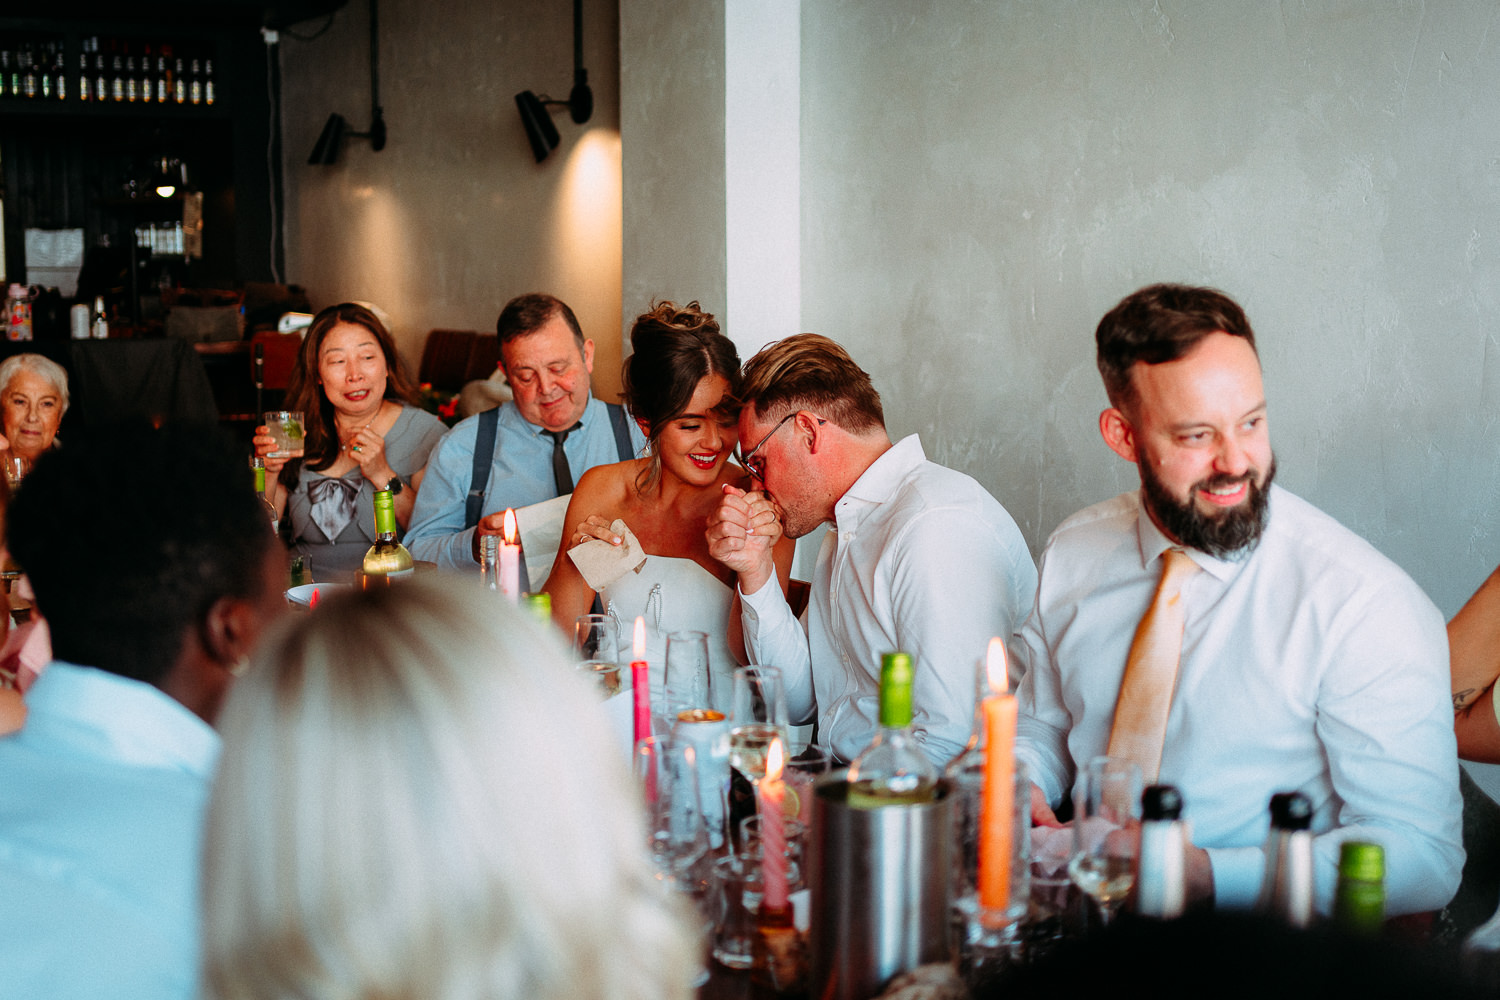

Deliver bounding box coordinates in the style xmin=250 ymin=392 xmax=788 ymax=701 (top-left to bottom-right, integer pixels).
xmin=406 ymin=293 xmax=646 ymax=572
xmin=0 ymin=423 xmax=287 ymax=1000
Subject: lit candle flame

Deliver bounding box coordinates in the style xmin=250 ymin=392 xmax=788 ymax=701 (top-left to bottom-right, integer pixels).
xmin=502 ymin=508 xmax=518 ymax=544
xmin=766 ymin=735 xmax=784 ymax=782
xmin=986 ymin=637 xmax=1009 ymax=695
xmin=633 ymin=616 xmax=646 ymax=660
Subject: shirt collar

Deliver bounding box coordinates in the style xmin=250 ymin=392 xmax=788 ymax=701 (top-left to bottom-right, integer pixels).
xmin=1132 ymin=488 xmax=1260 ymax=584
xmin=22 ymin=661 xmax=220 ymax=777
xmin=836 ymin=434 xmax=925 ymax=529
xmin=524 ymin=393 xmax=597 ymax=439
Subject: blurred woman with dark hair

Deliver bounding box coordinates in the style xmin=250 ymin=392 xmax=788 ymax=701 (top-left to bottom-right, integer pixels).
xmin=254 ymin=303 xmax=447 ymax=579
xmin=544 ymin=300 xmax=792 ymax=699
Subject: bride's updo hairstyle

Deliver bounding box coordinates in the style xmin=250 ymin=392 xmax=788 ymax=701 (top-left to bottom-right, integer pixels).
xmin=621 ymin=300 xmax=742 ymax=490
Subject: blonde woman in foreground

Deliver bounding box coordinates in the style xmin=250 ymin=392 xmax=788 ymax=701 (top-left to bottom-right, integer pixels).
xmin=201 ymin=579 xmax=698 ymax=1000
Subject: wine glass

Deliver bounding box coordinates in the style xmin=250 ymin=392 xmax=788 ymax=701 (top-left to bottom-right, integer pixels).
xmin=573 ymin=614 xmax=621 ymax=698
xmin=1068 ymin=756 xmax=1142 ymax=928
xmin=664 ymin=630 xmax=713 ymax=720
xmin=727 ymin=665 xmax=788 ymax=785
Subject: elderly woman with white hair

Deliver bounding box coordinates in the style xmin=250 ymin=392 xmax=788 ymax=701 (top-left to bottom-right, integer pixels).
xmin=201 ymin=578 xmax=700 ymax=1000
xmin=0 ymin=354 xmax=68 ymax=471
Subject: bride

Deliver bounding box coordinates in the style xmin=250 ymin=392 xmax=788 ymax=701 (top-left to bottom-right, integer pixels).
xmin=544 ymin=301 xmax=793 ymax=704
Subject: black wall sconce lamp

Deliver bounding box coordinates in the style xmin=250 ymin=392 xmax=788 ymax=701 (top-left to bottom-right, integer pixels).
xmin=514 ymin=0 xmax=593 ymax=163
xmin=308 ymin=0 xmax=387 ymax=165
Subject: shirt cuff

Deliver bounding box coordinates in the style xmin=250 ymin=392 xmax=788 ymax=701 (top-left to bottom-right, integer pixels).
xmin=739 ymin=575 xmax=783 ymax=617
xmin=1205 ymin=844 xmax=1264 ymax=909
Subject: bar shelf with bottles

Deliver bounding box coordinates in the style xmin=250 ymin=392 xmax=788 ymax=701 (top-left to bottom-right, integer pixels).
xmin=0 ymin=32 xmax=222 ymax=117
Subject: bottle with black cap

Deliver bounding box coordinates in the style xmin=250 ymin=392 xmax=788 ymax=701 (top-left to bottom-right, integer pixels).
xmin=1135 ymin=784 xmax=1188 ymax=919
xmin=1256 ymin=791 xmax=1314 ymax=928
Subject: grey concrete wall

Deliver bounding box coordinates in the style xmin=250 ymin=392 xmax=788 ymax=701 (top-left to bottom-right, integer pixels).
xmin=619 ymin=0 xmax=727 ymax=334
xmin=278 ymin=0 xmax=625 ymax=398
xmin=800 ymin=0 xmax=1500 ymax=621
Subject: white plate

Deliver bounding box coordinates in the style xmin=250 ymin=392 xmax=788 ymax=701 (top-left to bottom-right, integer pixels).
xmin=284 ymin=582 xmax=350 ymax=608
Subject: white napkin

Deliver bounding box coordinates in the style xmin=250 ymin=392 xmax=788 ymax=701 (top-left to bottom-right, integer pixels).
xmin=567 ymin=518 xmax=648 ymax=591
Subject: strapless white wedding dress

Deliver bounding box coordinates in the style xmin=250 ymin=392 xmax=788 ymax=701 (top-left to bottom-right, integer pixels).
xmin=603 ymin=555 xmax=741 ymax=714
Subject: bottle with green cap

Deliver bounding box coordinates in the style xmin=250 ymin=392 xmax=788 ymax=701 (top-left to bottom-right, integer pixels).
xmin=524 ymin=591 xmax=552 ymax=624
xmin=1333 ymin=840 xmax=1385 ymax=934
xmin=250 ymin=455 xmax=278 ymax=534
xmin=846 ymin=652 xmax=939 ymax=808
xmin=360 ymin=488 xmax=414 ymax=587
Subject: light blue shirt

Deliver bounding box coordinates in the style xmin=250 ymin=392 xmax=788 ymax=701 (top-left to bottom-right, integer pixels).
xmin=406 ymin=396 xmax=646 ymax=571
xmin=0 ymin=662 xmax=219 ymax=1000
xmin=1013 ymin=486 xmax=1464 ymax=915
xmin=740 ymin=435 xmax=1039 ymax=765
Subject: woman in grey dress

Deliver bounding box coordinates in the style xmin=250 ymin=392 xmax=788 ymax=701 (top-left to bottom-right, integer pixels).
xmin=254 ymin=303 xmax=447 ymax=579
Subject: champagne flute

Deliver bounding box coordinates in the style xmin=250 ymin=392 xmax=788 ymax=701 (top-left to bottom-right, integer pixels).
xmin=727 ymin=665 xmax=788 ymax=784
xmin=1068 ymin=756 xmax=1142 ymax=928
xmin=664 ymin=630 xmax=713 ymax=720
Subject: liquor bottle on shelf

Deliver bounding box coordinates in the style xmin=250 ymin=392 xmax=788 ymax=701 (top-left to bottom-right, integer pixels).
xmin=94 ymin=43 xmax=108 ymax=106
xmin=21 ymin=42 xmax=37 ymax=99
xmin=1256 ymin=791 xmax=1314 ymax=928
xmin=1 ymin=51 xmax=11 ymax=99
xmin=124 ymin=42 xmax=137 ymax=102
xmin=78 ymin=40 xmax=91 ymax=101
xmin=1332 ymin=840 xmax=1384 ymax=935
xmin=188 ymin=56 xmax=202 ymax=105
xmin=846 ymin=651 xmax=939 ymax=808
xmin=360 ymin=488 xmax=414 ymax=587
xmin=1135 ymin=784 xmax=1188 ymax=919
xmin=173 ymin=55 xmax=186 ymax=104
xmin=39 ymin=43 xmax=53 ymax=99
xmin=110 ymin=42 xmax=125 ymax=102
xmin=91 ymin=295 xmax=108 ymax=340
xmin=155 ymin=48 xmax=170 ymax=103
xmin=138 ymin=43 xmax=152 ymax=104
xmin=203 ymin=57 xmax=215 ymax=105
xmin=251 ymin=456 xmax=279 ymax=534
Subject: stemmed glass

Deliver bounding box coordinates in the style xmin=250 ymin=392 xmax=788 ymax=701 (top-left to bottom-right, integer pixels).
xmin=1068 ymin=756 xmax=1142 ymax=928
xmin=573 ymin=614 xmax=621 ymax=698
xmin=664 ymin=630 xmax=713 ymax=719
xmin=666 ymin=630 xmax=730 ymax=850
xmin=727 ymin=665 xmax=788 ymax=785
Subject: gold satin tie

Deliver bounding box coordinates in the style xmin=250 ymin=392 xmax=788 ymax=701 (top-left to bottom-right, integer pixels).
xmin=1106 ymin=548 xmax=1200 ymax=783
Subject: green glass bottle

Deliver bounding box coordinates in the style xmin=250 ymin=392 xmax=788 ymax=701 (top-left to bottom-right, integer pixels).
xmin=846 ymin=652 xmax=938 ymax=808
xmin=251 ymin=455 xmax=278 ymax=534
xmin=360 ymin=489 xmax=414 ymax=587
xmin=1333 ymin=840 xmax=1385 ymax=935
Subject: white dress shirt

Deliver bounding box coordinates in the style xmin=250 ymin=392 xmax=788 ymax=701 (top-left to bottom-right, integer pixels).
xmin=1014 ymin=486 xmax=1464 ymax=914
xmin=741 ymin=435 xmax=1038 ymax=764
xmin=0 ymin=662 xmax=220 ymax=1000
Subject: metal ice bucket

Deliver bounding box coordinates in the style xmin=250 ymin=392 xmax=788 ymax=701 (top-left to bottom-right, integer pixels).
xmin=809 ymin=770 xmax=954 ymax=1000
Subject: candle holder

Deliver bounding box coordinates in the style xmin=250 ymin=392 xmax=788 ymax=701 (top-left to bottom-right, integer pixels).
xmin=752 ymin=901 xmax=810 ymax=996
xmin=949 ymin=759 xmax=1030 ymax=990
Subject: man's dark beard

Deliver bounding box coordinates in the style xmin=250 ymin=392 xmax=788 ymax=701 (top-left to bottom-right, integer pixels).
xmin=1140 ymin=456 xmax=1276 ymax=558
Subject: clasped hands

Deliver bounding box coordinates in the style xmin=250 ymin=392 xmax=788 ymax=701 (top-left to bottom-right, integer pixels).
xmin=706 ymin=484 xmax=783 ymax=595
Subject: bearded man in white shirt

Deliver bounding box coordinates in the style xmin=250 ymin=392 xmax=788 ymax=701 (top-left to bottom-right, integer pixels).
xmin=707 ymin=333 xmax=1037 ymax=765
xmin=1014 ymin=283 xmax=1463 ymax=916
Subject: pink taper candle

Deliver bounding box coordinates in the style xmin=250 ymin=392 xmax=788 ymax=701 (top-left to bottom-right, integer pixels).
xmin=978 ymin=637 xmax=1017 ymax=913
xmin=759 ymin=736 xmax=789 ymax=911
xmin=631 ymin=617 xmax=651 ymax=747
xmin=499 ymin=508 xmax=521 ymax=603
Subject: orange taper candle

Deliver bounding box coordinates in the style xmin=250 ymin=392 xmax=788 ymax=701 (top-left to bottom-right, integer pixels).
xmin=978 ymin=637 xmax=1017 ymax=913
